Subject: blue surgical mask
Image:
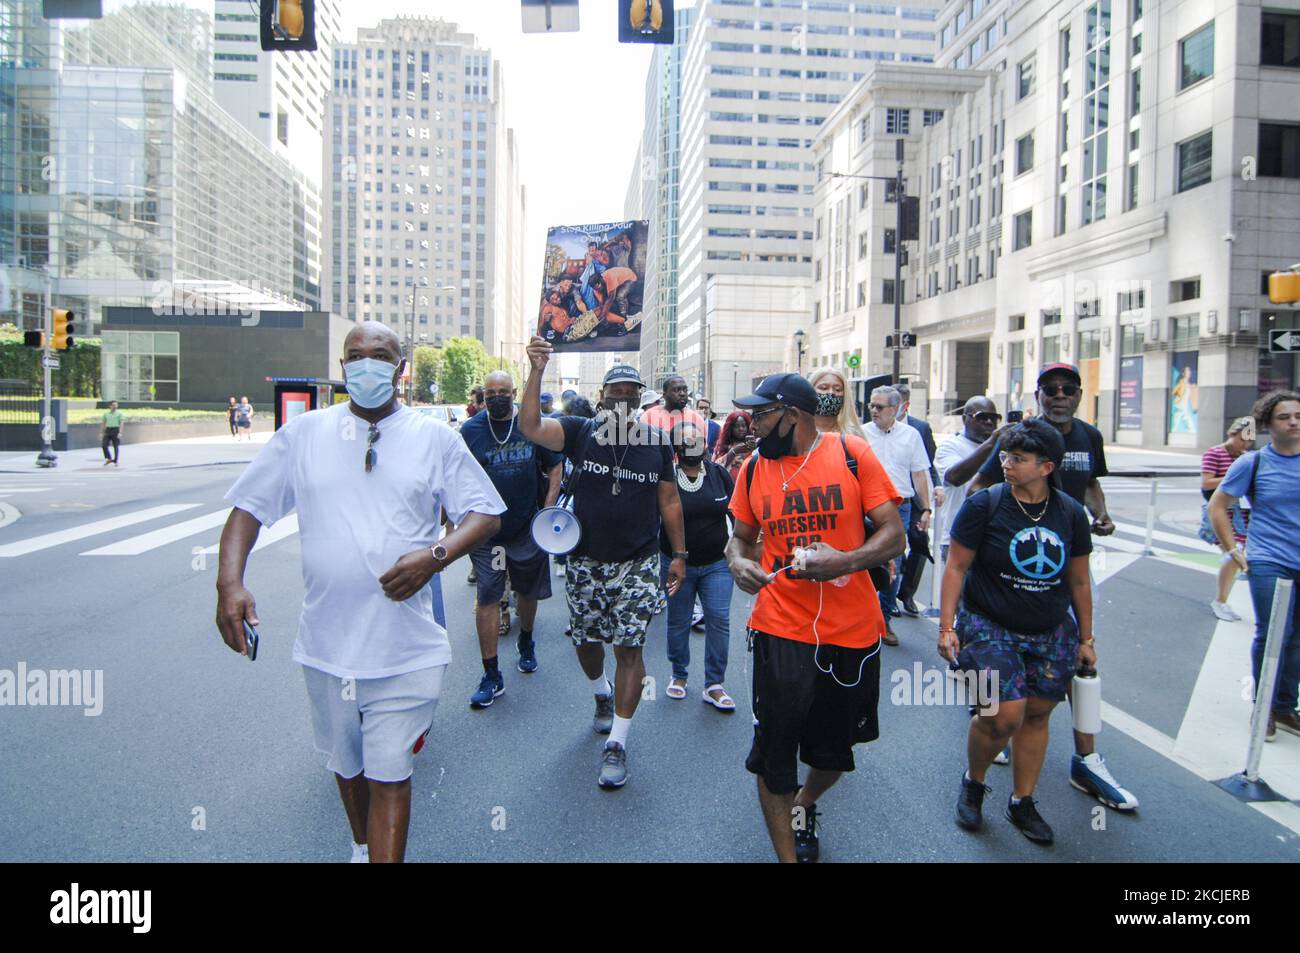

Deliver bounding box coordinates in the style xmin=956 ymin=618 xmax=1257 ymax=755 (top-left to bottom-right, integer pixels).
xmin=344 ymin=358 xmax=398 ymax=409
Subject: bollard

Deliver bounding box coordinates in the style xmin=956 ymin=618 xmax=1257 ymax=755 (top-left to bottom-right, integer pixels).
xmin=1214 ymin=577 xmax=1293 ymax=803
xmin=926 ymin=501 xmax=944 ymax=618
xmin=1142 ymin=478 xmax=1158 ymax=556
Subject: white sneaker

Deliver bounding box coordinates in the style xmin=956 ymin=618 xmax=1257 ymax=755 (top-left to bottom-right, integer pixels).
xmin=350 ymin=842 xmax=369 ymax=863
xmin=1210 ymin=600 xmax=1241 ymax=622
xmin=556 ymin=563 xmax=566 ymax=577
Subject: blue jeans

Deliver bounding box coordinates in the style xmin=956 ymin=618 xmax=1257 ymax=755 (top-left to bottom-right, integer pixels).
xmin=878 ymin=498 xmax=911 ymax=617
xmin=660 ymin=555 xmax=734 ymax=687
xmin=1247 ymin=561 xmax=1300 ymax=712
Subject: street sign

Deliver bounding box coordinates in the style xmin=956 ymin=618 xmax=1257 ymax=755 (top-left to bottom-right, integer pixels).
xmin=847 ymin=354 xmax=861 ymax=369
xmin=42 ymin=356 xmax=60 ymax=370
xmin=1270 ymin=329 xmax=1300 ymax=353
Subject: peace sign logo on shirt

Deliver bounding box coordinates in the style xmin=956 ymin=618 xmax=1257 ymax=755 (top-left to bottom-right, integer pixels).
xmin=1009 ymin=526 xmax=1066 ymax=580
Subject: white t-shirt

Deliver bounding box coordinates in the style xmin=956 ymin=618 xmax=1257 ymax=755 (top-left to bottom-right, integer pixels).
xmin=864 ymin=420 xmax=930 ymax=500
xmin=934 ymin=432 xmax=985 ymax=545
xmin=225 ymin=403 xmax=507 ymax=679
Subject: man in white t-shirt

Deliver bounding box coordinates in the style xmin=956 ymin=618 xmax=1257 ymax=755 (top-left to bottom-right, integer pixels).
xmin=215 ymin=322 xmax=505 ymax=863
xmin=864 ymin=385 xmax=932 ymax=644
xmin=934 ymin=396 xmax=1005 ymax=559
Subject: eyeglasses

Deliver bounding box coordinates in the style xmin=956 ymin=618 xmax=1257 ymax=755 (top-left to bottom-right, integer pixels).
xmin=365 ymin=423 xmax=381 ymax=472
xmin=998 ymin=451 xmax=1037 ymax=467
xmin=749 ymin=407 xmax=785 ymax=423
xmin=868 ymin=403 xmax=892 ymax=413
xmin=1040 ymin=383 xmax=1080 ymax=398
xmin=972 ymin=412 xmax=1002 ymax=423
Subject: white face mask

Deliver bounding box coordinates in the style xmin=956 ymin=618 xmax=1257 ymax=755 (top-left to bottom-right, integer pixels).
xmin=343 ymin=357 xmax=399 ymax=409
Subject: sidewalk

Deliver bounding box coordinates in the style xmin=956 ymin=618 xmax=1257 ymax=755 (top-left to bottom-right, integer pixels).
xmin=0 ymin=432 xmax=270 ymax=473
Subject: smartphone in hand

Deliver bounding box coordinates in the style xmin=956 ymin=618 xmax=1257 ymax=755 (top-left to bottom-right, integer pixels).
xmin=243 ymin=620 xmax=260 ymax=662
xmin=1007 ymin=410 xmax=1024 ymax=423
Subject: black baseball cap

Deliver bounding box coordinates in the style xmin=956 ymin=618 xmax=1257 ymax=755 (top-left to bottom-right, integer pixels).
xmin=603 ymin=364 xmax=644 ymax=388
xmin=734 ymin=372 xmax=819 ymax=415
xmin=1037 ymin=363 xmax=1082 ymax=387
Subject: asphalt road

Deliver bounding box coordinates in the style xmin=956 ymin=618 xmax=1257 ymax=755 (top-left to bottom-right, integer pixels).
xmin=1 ymin=440 xmax=1296 ymax=862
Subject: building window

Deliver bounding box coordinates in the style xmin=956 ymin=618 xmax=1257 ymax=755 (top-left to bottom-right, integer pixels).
xmin=1130 ymin=67 xmax=1141 ymax=114
xmin=857 ymin=282 xmax=867 ymax=307
xmin=882 ymin=279 xmax=896 ymax=304
xmin=1179 ymin=22 xmax=1215 ymax=90
xmin=1259 ymin=123 xmax=1300 ymax=178
xmin=883 ymin=228 xmax=896 ymax=254
xmin=886 ymin=108 xmax=910 ymax=135
xmin=1125 ymin=162 xmax=1139 ymax=210
xmin=1017 ymin=56 xmax=1036 ymax=100
xmin=858 ymin=232 xmax=869 ymax=259
xmin=1015 ymin=133 xmax=1035 ymax=175
xmin=1013 ymin=210 xmax=1032 ymax=250
xmin=101 ymin=331 xmax=180 ymax=403
xmin=1042 ymin=333 xmax=1062 ymax=363
xmin=1262 ymin=12 xmax=1300 ymax=68
xmin=1170 ymin=278 xmax=1201 ymax=303
xmin=924 ymin=109 xmax=945 ymax=126
xmin=1009 ymin=313 xmax=1026 ymax=332
xmin=1120 ymin=323 xmax=1144 ymax=355
xmin=1081 ymin=0 xmax=1112 ymax=226
xmin=1177 ymin=131 xmax=1213 ymax=192
xmin=1170 ymin=315 xmax=1200 ymax=349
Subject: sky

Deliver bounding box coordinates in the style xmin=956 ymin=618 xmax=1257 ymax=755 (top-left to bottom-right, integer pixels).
xmin=335 ymin=0 xmax=665 ymax=354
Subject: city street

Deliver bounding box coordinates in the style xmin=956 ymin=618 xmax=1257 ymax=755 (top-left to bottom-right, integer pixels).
xmin=1 ymin=435 xmax=1297 ymax=863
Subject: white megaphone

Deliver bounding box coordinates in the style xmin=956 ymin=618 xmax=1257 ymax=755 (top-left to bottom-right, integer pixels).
xmin=532 ymin=504 xmax=582 ymax=555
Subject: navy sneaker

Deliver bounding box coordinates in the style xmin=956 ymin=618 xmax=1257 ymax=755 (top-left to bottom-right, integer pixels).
xmin=793 ymin=802 xmax=820 ymax=863
xmin=470 ymin=672 xmax=504 ymax=709
xmin=1005 ymin=796 xmax=1054 ymax=845
xmin=517 ymin=638 xmax=538 ymax=674
xmin=1070 ymin=753 xmax=1138 ymax=811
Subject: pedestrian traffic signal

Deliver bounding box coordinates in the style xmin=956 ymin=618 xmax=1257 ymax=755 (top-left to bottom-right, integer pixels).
xmin=260 ymin=0 xmax=316 ymax=51
xmin=1268 ymin=270 xmax=1300 ymax=304
xmin=51 ymin=309 xmax=74 ymax=350
xmin=23 ymin=331 xmax=44 ymax=348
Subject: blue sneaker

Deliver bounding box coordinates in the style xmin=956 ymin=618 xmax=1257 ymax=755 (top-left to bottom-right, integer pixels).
xmin=1070 ymin=753 xmax=1138 ymax=811
xmin=470 ymin=672 xmax=504 ymax=709
xmin=517 ymin=638 xmax=538 ymax=674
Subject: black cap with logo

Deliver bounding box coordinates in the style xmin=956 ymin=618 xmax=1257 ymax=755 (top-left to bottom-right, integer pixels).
xmin=733 ymin=372 xmax=819 ymax=415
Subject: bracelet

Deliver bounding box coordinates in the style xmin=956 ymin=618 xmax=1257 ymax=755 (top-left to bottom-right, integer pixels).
xmin=672 ymin=551 xmax=688 ymax=560
xmin=1080 ymin=637 xmax=1096 ymax=646
xmin=939 ymin=626 xmax=957 ymax=635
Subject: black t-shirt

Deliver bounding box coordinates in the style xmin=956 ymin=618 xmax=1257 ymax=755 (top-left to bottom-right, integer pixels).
xmin=978 ymin=418 xmax=1108 ymax=506
xmin=950 ymin=486 xmax=1093 ymax=633
xmin=459 ymin=412 xmax=563 ymax=544
xmin=660 ymin=460 xmax=735 ymax=566
xmin=559 ymin=415 xmax=676 ymax=563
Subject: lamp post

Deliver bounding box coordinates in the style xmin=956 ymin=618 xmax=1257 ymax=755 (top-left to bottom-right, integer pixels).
xmin=732 ymin=361 xmax=739 ymax=403
xmin=793 ymin=329 xmax=807 ymax=374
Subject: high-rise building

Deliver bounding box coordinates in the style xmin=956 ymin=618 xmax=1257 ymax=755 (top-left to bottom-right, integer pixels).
xmin=324 ymin=16 xmax=523 ymax=363
xmin=0 ymin=0 xmax=302 ymax=347
xmin=211 ymin=0 xmax=344 ymax=311
xmin=671 ymin=0 xmax=942 ymax=409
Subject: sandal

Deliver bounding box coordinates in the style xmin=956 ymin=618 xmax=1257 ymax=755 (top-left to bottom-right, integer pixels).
xmin=666 ymin=677 xmax=687 ymax=700
xmin=702 ymin=685 xmax=736 ymax=711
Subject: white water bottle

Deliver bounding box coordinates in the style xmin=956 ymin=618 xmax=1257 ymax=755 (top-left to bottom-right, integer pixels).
xmin=1072 ymin=665 xmax=1102 ymax=734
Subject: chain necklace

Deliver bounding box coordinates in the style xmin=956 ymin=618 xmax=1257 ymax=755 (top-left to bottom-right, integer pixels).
xmin=676 ymin=463 xmax=705 ymax=493
xmin=610 ymin=437 xmax=633 ymax=496
xmin=1011 ymin=486 xmax=1051 ymax=523
xmin=486 ymin=413 xmax=514 ymax=446
xmin=778 ymin=432 xmax=823 ymax=492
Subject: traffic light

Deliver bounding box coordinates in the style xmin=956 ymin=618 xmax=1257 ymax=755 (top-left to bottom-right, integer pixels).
xmin=23 ymin=331 xmax=44 ymax=348
xmin=260 ymin=0 xmax=316 ymax=51
xmin=1268 ymin=270 xmax=1300 ymax=304
xmin=51 ymin=309 xmax=74 ymax=350
xmin=900 ymin=195 xmax=920 ymax=242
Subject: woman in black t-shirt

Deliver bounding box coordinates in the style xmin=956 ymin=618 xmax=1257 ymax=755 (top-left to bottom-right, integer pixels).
xmin=662 ymin=423 xmax=737 ymax=710
xmin=937 ymin=420 xmax=1097 ymax=846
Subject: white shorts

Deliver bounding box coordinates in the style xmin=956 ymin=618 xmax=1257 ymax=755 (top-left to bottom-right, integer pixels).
xmin=302 ymin=664 xmax=446 ymax=783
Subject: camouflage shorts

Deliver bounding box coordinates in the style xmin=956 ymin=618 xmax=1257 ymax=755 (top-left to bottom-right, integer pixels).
xmin=564 ymin=552 xmax=661 ymax=648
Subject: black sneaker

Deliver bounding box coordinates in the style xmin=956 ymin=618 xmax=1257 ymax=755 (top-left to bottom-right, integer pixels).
xmin=517 ymin=638 xmax=538 ymax=674
xmin=793 ymin=803 xmax=820 ymax=863
xmin=900 ymin=597 xmax=920 ymax=617
xmin=593 ymin=692 xmax=614 ymax=734
xmin=1005 ymin=796 xmax=1054 ymax=845
xmin=956 ymin=774 xmax=989 ymax=831
xmin=598 ymin=742 xmax=628 ymax=788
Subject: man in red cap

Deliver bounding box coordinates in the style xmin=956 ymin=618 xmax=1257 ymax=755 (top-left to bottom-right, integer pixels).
xmin=969 ymin=362 xmax=1137 ymax=813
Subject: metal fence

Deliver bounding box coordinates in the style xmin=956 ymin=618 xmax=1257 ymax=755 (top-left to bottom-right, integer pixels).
xmin=0 ymin=379 xmax=41 ymax=424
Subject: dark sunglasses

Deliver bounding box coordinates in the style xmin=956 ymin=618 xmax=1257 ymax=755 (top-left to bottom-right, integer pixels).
xmin=749 ymin=406 xmax=785 ymax=423
xmin=1040 ymin=383 xmax=1080 ymax=398
xmin=365 ymin=423 xmax=381 ymax=472
xmin=972 ymin=412 xmax=1002 ymax=423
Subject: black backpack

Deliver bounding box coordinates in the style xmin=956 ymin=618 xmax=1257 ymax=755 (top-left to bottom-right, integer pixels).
xmin=744 ymin=433 xmax=892 ymax=591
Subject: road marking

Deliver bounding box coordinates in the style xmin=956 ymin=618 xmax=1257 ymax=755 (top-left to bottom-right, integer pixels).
xmin=81 ymin=508 xmax=233 ymax=556
xmin=0 ymin=488 xmax=54 ymax=495
xmin=199 ymin=513 xmax=299 ymax=555
xmin=0 ymin=502 xmax=19 ymax=530
xmin=1111 ymin=519 xmax=1209 ymax=549
xmin=0 ymin=504 xmax=200 ymax=558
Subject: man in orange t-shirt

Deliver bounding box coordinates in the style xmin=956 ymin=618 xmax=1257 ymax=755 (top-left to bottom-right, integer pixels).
xmin=726 ymin=372 xmax=904 ymax=864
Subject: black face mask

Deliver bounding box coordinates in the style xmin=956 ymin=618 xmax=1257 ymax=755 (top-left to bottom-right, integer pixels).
xmin=677 ymin=447 xmax=706 ymax=466
xmin=486 ymin=395 xmax=514 ymax=419
xmin=815 ymin=393 xmax=844 ymax=418
xmin=757 ymin=413 xmax=796 ymax=459
xmin=602 ymin=397 xmax=637 ymax=418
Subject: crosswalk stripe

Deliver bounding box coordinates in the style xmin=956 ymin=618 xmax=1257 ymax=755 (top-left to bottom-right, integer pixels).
xmin=81 ymin=508 xmax=233 ymax=556
xmin=1111 ymin=519 xmax=1207 ymax=549
xmin=199 ymin=513 xmax=300 ymax=556
xmin=0 ymin=488 xmax=54 ymax=495
xmin=0 ymin=504 xmax=201 ymax=558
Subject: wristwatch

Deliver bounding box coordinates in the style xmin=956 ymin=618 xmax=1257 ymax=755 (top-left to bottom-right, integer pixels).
xmin=672 ymin=551 xmax=689 ymax=561
xmin=430 ymin=543 xmax=450 ymax=567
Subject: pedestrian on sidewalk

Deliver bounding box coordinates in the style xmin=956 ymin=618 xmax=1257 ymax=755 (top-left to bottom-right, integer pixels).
xmin=713 ymin=409 xmax=755 ymax=481
xmin=235 ymin=396 xmax=254 ymax=441
xmin=1200 ymin=416 xmax=1256 ymax=621
xmin=941 ymin=419 xmax=1097 ymax=846
xmin=968 ymin=363 xmax=1136 ymax=811
xmin=1210 ymin=390 xmax=1300 ymax=741
xmin=101 ymin=401 xmax=123 ymax=466
xmin=662 ymin=422 xmax=736 ymax=711
xmin=932 ymin=397 xmax=1007 ymax=564
xmin=727 ymin=373 xmax=903 ymax=863
xmin=518 ymin=339 xmax=686 ymax=791
xmin=459 ymin=370 xmax=564 ymax=707
xmin=894 ymin=381 xmax=942 ymax=617
xmin=227 ymin=397 xmax=239 ymax=439
xmin=215 ymin=321 xmax=505 ymax=863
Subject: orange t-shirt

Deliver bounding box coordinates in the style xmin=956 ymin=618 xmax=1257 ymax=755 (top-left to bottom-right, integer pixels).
xmin=729 ymin=433 xmax=901 ymax=649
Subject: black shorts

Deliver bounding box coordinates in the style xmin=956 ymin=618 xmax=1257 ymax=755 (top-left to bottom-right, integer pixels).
xmin=745 ymin=629 xmax=881 ymax=796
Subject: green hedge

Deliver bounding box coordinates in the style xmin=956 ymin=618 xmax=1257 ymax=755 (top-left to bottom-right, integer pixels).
xmin=0 ymin=338 xmax=101 ymax=398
